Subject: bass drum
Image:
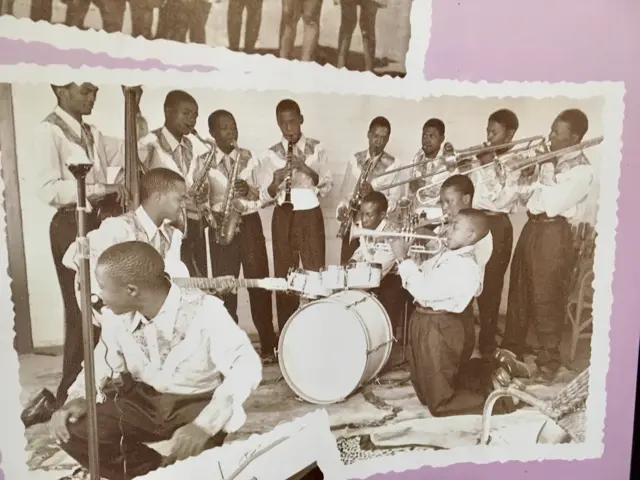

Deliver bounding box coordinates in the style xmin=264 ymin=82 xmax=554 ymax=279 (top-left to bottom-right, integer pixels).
xmin=278 ymin=290 xmax=393 ymax=405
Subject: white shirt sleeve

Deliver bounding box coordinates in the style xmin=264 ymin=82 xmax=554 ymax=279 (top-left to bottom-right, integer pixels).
xmin=193 ymin=296 xmax=262 ymax=435
xmin=537 ymin=164 xmax=593 ymax=217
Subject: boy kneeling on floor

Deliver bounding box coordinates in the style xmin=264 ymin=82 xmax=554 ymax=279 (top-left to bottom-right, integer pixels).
xmin=390 ymin=208 xmax=506 ymax=417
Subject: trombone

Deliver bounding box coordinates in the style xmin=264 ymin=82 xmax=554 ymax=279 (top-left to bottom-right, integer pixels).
xmin=373 ymin=135 xmax=547 ymax=190
xmin=413 ymin=136 xmax=604 ymax=205
xmin=349 ymin=225 xmax=444 ymax=255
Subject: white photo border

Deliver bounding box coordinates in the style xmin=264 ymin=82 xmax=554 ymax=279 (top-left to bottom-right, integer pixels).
xmin=0 ymin=0 xmax=432 ymax=79
xmin=137 ymin=409 xmax=346 ymax=480
xmin=0 ymin=64 xmax=624 ymax=479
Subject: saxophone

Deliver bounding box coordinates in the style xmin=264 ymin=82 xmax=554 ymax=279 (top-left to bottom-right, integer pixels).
xmin=215 ymin=141 xmax=243 ymax=246
xmin=185 ymin=129 xmax=218 ymax=237
xmin=336 ymin=155 xmax=377 ymax=238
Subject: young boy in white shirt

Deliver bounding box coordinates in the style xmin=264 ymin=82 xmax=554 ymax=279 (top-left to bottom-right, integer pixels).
xmin=390 ymin=209 xmax=492 ymax=416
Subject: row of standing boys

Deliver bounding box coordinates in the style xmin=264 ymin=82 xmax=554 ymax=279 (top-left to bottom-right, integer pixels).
xmin=26 ymin=0 xmax=384 ymax=71
xmin=34 ymin=83 xmax=594 ymax=421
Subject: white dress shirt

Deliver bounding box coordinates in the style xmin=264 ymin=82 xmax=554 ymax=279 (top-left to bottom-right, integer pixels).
xmin=521 ymin=151 xmax=593 ymax=220
xmin=433 ymin=224 xmax=493 ymax=295
xmin=34 ymin=106 xmax=125 ymax=209
xmin=336 ymin=149 xmax=405 ymax=216
xmin=408 ymin=145 xmax=448 ymax=207
xmin=66 ymin=284 xmax=263 ymax=435
xmin=349 ymin=219 xmax=397 ymax=277
xmin=62 ymin=206 xmax=187 ymax=315
xmin=258 ymin=136 xmax=333 ymax=211
xmin=397 ymin=246 xmax=482 ymax=313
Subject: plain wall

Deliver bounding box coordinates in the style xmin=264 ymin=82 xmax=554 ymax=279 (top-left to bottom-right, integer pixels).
xmin=10 ymin=84 xmax=605 ymax=347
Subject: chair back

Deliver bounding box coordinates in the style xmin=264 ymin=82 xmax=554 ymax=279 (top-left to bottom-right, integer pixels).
xmin=567 ymin=222 xmax=597 ymax=298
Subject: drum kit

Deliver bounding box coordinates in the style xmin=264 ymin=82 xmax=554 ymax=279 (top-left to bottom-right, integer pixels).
xmin=277 ymin=263 xmax=394 ymax=406
xmin=286 ymin=261 xmax=383 ymax=300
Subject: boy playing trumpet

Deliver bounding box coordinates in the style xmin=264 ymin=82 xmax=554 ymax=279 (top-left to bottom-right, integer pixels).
xmin=390 ymin=209 xmax=493 ymax=416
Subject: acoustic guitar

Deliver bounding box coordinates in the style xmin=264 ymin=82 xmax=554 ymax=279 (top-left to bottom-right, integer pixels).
xmin=75 ymin=259 xmax=289 ymax=326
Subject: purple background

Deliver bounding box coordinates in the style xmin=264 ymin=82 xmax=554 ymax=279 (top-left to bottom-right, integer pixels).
xmin=1 ymin=0 xmax=638 ymax=478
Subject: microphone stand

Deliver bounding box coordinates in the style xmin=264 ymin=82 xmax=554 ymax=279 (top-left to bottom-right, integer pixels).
xmin=67 ymin=162 xmax=101 ymax=480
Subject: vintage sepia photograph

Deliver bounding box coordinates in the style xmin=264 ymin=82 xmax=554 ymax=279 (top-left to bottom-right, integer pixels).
xmin=0 ymin=0 xmax=422 ymax=76
xmin=0 ymin=69 xmax=622 ymax=480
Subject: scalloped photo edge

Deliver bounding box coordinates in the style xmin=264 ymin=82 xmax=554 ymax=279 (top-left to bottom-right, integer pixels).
xmin=0 ymin=0 xmax=432 ymax=80
xmin=0 ymin=64 xmax=625 ymax=480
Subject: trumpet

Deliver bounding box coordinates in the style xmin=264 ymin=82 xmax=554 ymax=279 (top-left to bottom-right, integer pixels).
xmin=349 ymin=225 xmax=444 ymax=255
xmin=374 ymin=135 xmax=547 ymax=189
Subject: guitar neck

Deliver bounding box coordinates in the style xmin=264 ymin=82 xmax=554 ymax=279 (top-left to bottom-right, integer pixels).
xmin=173 ymin=277 xmax=263 ymax=290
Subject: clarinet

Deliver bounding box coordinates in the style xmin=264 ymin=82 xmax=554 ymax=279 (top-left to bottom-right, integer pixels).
xmin=281 ymin=141 xmax=294 ymax=211
xmin=67 ymin=162 xmax=101 ymax=480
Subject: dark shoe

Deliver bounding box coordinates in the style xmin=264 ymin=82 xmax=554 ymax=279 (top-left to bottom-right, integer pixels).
xmin=534 ymin=364 xmax=559 ymax=383
xmin=494 ymin=348 xmax=531 ymax=378
xmin=21 ymin=388 xmax=56 ymax=428
xmin=59 ymin=467 xmax=90 ymax=480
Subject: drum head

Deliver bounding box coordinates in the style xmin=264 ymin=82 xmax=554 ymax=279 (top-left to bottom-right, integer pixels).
xmin=279 ymin=300 xmax=368 ymax=404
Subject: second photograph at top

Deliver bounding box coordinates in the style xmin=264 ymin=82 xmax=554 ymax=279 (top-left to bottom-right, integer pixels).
xmin=4 ymin=0 xmax=426 ymax=76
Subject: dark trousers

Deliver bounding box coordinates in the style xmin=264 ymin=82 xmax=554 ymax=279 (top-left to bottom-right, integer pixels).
xmin=501 ymin=214 xmax=576 ymax=370
xmin=477 ymin=213 xmax=513 ymax=355
xmin=156 ymin=0 xmax=212 ymax=43
xmin=63 ymin=0 xmax=155 ymax=37
xmin=272 ymin=206 xmax=326 ymax=331
xmin=339 ymin=226 xmax=360 ymax=266
xmin=30 ymin=0 xmax=54 ymax=22
xmin=50 ymin=209 xmax=102 ymax=408
xmin=208 ymin=213 xmax=277 ymax=354
xmin=227 ymin=0 xmax=264 ymax=53
xmin=181 ymin=217 xmax=208 ymax=277
xmin=407 ymin=307 xmax=486 ymax=417
xmin=60 ymin=377 xmax=226 ymax=480
xmin=371 ymin=273 xmax=405 ymax=333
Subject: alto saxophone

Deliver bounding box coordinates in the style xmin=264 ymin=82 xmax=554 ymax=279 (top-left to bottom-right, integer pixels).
xmin=215 ymin=141 xmax=243 ymax=246
xmin=186 ymin=129 xmax=218 ymax=236
xmin=337 ymin=156 xmax=377 ymax=238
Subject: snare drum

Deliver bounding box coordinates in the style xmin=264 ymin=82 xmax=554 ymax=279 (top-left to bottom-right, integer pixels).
xmin=278 ymin=290 xmax=393 ymax=404
xmin=320 ymin=265 xmax=346 ymax=290
xmin=346 ymin=262 xmax=382 ymax=289
xmin=287 ymin=269 xmax=332 ymax=299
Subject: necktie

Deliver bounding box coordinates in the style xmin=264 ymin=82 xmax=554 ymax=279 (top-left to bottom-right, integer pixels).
xmin=223 ymin=154 xmax=233 ymax=178
xmin=151 ymin=230 xmax=170 ymax=259
xmin=81 ymin=123 xmax=102 ymax=181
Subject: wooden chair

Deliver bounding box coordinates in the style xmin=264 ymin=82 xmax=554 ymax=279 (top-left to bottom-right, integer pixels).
xmin=565 ymin=222 xmax=597 ymax=363
xmin=479 ymin=368 xmax=589 ymax=445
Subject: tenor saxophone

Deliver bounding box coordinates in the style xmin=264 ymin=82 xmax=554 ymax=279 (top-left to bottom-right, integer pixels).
xmin=215 ymin=141 xmax=243 ymax=246
xmin=336 ymin=156 xmax=377 ymax=238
